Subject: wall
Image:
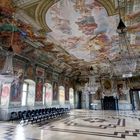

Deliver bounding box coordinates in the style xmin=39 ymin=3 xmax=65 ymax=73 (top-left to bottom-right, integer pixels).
xmin=0 ymin=57 xmax=74 ymax=120
xmin=74 ymin=78 xmax=137 ymax=110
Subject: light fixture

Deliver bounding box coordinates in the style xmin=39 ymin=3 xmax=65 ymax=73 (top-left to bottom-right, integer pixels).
xmin=84 ymin=74 xmax=98 ymax=94
xmin=90 ymin=66 xmax=93 ymax=71
xmin=122 ymin=73 xmax=132 ymax=78
xmin=84 ymin=40 xmax=99 ymax=94
xmin=113 ymin=0 xmax=137 ymax=77
xmin=117 ymin=18 xmax=127 ymax=34
xmin=8 ymin=45 xmax=14 ymax=52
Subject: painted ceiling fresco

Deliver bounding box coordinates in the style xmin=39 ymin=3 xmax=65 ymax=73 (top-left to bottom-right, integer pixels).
xmin=46 ymin=0 xmax=119 ymax=63
xmin=46 ymin=0 xmax=140 ymax=65
xmin=1 ymin=0 xmax=140 ymax=77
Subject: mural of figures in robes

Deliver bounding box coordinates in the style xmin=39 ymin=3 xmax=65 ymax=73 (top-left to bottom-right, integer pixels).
xmin=1 ymin=84 xmax=10 ymax=106
xmin=10 ymin=69 xmax=24 ymax=102
xmin=35 ymin=78 xmax=43 ymax=101
xmin=53 ymin=82 xmax=58 ymax=100
xmin=93 ymin=88 xmax=102 ymax=100
xmin=117 ymin=84 xmax=127 ymax=100
xmin=65 ymin=84 xmax=69 ymax=101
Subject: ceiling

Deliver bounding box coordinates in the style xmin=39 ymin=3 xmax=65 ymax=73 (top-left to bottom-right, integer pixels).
xmin=46 ymin=0 xmax=117 ymax=61
xmin=0 ymin=0 xmax=140 ymax=79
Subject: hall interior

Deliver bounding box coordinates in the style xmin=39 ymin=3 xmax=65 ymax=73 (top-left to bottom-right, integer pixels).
xmin=0 ymin=0 xmax=140 ymax=140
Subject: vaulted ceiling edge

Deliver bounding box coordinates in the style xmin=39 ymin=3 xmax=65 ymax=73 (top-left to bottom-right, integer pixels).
xmin=35 ymin=0 xmax=60 ymax=32
xmin=97 ymin=0 xmax=116 ymax=16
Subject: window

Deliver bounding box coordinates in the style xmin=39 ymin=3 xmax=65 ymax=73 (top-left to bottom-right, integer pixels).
xmin=44 ymin=83 xmax=52 ymax=107
xmin=139 ymin=91 xmax=140 ymax=99
xmin=59 ymin=86 xmax=65 ymax=105
xmin=69 ymin=88 xmax=74 ymax=108
xmin=21 ymin=82 xmax=28 ymax=106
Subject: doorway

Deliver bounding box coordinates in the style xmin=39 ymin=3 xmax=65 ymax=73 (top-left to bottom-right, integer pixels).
xmin=89 ymin=94 xmax=93 ymax=109
xmin=77 ymin=91 xmax=82 ymax=109
xmin=102 ymin=96 xmax=117 ymax=110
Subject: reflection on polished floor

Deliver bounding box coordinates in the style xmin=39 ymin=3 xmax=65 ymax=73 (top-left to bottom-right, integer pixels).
xmin=0 ymin=110 xmax=140 ymax=140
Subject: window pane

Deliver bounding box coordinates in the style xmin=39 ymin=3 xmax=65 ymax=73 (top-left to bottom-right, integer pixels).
xmin=22 ymin=91 xmax=27 ymax=106
xmin=23 ymin=83 xmax=28 ymax=92
xmin=43 ymin=86 xmax=46 ymax=105
xmin=43 ymin=86 xmax=46 ymax=93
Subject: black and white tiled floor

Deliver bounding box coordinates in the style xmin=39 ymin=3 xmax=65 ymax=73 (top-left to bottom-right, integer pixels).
xmin=0 ymin=110 xmax=140 ymax=140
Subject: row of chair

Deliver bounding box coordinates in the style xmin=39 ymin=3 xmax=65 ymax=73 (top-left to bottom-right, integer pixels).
xmin=10 ymin=107 xmax=70 ymax=125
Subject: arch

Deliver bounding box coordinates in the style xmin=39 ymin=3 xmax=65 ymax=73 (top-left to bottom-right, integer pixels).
xmin=43 ymin=82 xmax=52 ymax=107
xmin=59 ymin=86 xmax=65 ymax=106
xmin=22 ymin=79 xmax=35 ymax=106
xmin=35 ymin=0 xmax=57 ymax=32
xmin=69 ymin=88 xmax=74 ymax=108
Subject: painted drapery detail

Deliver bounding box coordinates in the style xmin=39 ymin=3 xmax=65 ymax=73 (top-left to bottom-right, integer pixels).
xmin=11 ymin=78 xmax=22 ymax=101
xmin=117 ymin=84 xmax=127 ymax=100
xmin=10 ymin=69 xmax=24 ymax=102
xmin=53 ymin=82 xmax=58 ymax=100
xmin=35 ymin=77 xmax=43 ymax=101
xmin=65 ymin=84 xmax=69 ymax=101
xmin=1 ymin=84 xmax=10 ymax=106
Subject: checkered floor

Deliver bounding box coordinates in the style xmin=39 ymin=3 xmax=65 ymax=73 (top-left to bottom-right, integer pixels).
xmin=0 ymin=110 xmax=140 ymax=140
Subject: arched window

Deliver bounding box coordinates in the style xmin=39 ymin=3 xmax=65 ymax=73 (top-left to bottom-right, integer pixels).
xmin=22 ymin=79 xmax=35 ymax=106
xmin=69 ymin=88 xmax=74 ymax=108
xmin=43 ymin=83 xmax=52 ymax=107
xmin=59 ymin=86 xmax=65 ymax=106
xmin=21 ymin=82 xmax=28 ymax=106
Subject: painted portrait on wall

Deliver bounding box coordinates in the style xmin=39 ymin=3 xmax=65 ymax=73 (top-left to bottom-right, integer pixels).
xmin=65 ymin=84 xmax=69 ymax=101
xmin=27 ymin=66 xmax=33 ymax=79
xmin=10 ymin=78 xmax=23 ymax=102
xmin=1 ymin=84 xmax=10 ymax=106
xmin=36 ymin=67 xmax=45 ymax=77
xmin=102 ymin=79 xmax=112 ymax=96
xmin=35 ymin=77 xmax=43 ymax=101
xmin=117 ymin=84 xmax=127 ymax=100
xmin=46 ymin=71 xmax=52 ymax=82
xmin=93 ymin=88 xmax=102 ymax=100
xmin=11 ymin=69 xmax=24 ymax=102
xmin=53 ymin=82 xmax=58 ymax=100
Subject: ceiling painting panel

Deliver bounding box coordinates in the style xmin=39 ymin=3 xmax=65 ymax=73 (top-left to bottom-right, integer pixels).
xmin=46 ymin=0 xmax=119 ymax=63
